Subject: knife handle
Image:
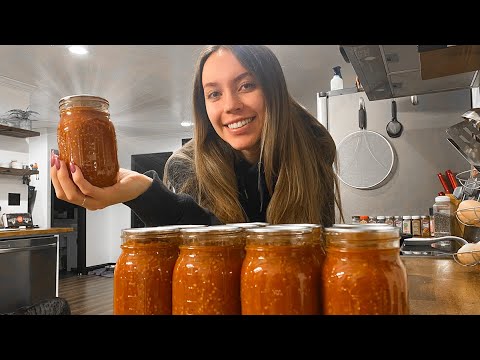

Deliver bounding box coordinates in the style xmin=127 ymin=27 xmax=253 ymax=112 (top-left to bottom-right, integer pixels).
xmin=437 ymin=173 xmax=451 ymax=193
xmin=446 ymin=170 xmax=458 ymax=189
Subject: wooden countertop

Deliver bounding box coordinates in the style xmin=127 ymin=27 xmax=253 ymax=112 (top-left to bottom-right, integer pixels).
xmin=0 ymin=227 xmax=74 ymax=239
xmin=403 ymin=257 xmax=480 ymax=315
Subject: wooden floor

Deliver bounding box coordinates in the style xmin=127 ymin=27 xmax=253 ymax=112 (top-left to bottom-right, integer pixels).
xmin=59 ymin=274 xmax=114 ymax=315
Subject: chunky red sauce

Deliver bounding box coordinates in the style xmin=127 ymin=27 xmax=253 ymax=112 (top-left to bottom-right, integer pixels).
xmin=57 ymin=105 xmax=119 ymax=187
xmin=172 ymin=245 xmax=244 ymax=315
xmin=241 ymin=244 xmax=320 ymax=315
xmin=322 ymin=227 xmax=409 ymax=315
xmin=114 ymin=236 xmax=179 ymax=315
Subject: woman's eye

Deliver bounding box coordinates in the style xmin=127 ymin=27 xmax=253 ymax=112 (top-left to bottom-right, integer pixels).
xmin=240 ymin=82 xmax=256 ymax=91
xmin=207 ymin=91 xmax=221 ymax=100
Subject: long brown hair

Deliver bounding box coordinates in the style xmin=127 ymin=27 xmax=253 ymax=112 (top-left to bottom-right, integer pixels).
xmin=164 ymin=45 xmax=343 ymax=226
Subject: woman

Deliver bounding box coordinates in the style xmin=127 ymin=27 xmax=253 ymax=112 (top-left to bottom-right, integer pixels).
xmin=51 ymin=45 xmax=343 ymax=227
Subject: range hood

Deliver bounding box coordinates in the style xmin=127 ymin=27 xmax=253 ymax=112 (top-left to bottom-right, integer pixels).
xmin=341 ymin=45 xmax=480 ymax=101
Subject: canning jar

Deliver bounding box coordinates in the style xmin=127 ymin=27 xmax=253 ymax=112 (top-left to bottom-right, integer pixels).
xmin=241 ymin=225 xmax=320 ymax=315
xmin=172 ymin=225 xmax=244 ymax=315
xmin=322 ymin=225 xmax=409 ymax=315
xmin=114 ymin=225 xmax=180 ymax=315
xmin=57 ymin=94 xmax=119 ymax=187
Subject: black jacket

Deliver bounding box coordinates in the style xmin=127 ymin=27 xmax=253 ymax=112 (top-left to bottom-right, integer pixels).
xmin=124 ymin=157 xmax=271 ymax=226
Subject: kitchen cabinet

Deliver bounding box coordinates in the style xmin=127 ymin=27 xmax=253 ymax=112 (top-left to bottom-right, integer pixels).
xmin=0 ymin=123 xmax=40 ymax=138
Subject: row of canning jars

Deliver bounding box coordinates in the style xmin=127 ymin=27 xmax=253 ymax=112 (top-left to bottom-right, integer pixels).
xmin=113 ymin=222 xmax=409 ymax=315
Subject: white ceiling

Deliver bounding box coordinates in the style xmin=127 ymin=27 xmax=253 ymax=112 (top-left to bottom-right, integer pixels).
xmin=0 ymin=45 xmax=356 ymax=139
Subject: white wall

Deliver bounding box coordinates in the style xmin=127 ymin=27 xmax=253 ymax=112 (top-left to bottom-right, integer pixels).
xmin=85 ymin=132 xmax=191 ymax=266
xmin=0 ymin=80 xmax=34 ymax=220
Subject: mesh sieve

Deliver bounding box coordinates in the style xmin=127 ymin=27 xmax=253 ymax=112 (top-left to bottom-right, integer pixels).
xmin=336 ymin=129 xmax=395 ymax=189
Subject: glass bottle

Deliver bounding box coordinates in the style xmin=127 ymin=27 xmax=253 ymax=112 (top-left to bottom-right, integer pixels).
xmin=172 ymin=225 xmax=244 ymax=315
xmin=322 ymin=225 xmax=409 ymax=315
xmin=114 ymin=225 xmax=180 ymax=315
xmin=411 ymin=216 xmax=422 ymax=236
xmin=57 ymin=94 xmax=119 ymax=187
xmin=242 ymin=225 xmax=320 ymax=315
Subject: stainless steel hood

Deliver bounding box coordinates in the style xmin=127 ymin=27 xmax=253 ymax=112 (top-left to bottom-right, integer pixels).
xmin=341 ymin=45 xmax=480 ymax=101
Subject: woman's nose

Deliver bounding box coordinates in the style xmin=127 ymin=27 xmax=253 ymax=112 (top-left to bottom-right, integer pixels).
xmin=224 ymin=91 xmax=243 ymax=113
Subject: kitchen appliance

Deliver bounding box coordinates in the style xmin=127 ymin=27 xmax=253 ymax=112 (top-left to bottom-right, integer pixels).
xmin=0 ymin=235 xmax=58 ymax=313
xmin=446 ymin=108 xmax=480 ymax=171
xmin=2 ymin=213 xmax=34 ymax=228
xmin=340 ymin=45 xmax=480 ymax=101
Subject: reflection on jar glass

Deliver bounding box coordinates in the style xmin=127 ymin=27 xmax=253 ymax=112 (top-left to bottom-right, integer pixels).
xmin=322 ymin=225 xmax=409 ymax=315
xmin=57 ymin=94 xmax=119 ymax=187
xmin=172 ymin=225 xmax=244 ymax=315
xmin=114 ymin=225 xmax=180 ymax=315
xmin=242 ymin=225 xmax=320 ymax=315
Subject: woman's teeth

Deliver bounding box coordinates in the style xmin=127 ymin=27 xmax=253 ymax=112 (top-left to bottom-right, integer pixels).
xmin=227 ymin=117 xmax=253 ymax=129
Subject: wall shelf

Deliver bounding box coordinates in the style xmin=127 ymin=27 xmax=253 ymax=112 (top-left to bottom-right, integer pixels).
xmin=0 ymin=166 xmax=39 ymax=185
xmin=0 ymin=124 xmax=40 ymax=138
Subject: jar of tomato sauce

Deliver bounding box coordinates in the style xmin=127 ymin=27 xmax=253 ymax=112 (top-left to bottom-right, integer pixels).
xmin=241 ymin=225 xmax=320 ymax=315
xmin=114 ymin=225 xmax=180 ymax=315
xmin=57 ymin=94 xmax=119 ymax=187
xmin=322 ymin=224 xmax=409 ymax=315
xmin=172 ymin=225 xmax=244 ymax=315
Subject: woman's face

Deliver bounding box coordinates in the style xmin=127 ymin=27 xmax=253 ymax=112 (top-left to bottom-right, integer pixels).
xmin=202 ymin=48 xmax=265 ymax=163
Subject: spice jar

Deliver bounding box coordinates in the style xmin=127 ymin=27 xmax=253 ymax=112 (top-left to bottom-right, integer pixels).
xmin=114 ymin=225 xmax=180 ymax=315
xmin=433 ymin=195 xmax=455 ymax=237
xmin=57 ymin=94 xmax=119 ymax=187
xmin=322 ymin=225 xmax=409 ymax=315
xmin=172 ymin=225 xmax=244 ymax=315
xmin=242 ymin=225 xmax=320 ymax=315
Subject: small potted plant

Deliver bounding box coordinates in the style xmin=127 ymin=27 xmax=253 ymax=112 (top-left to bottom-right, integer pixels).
xmin=0 ymin=108 xmax=39 ymax=130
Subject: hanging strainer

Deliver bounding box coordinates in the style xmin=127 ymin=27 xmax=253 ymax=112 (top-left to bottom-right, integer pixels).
xmin=336 ymin=98 xmax=395 ymax=190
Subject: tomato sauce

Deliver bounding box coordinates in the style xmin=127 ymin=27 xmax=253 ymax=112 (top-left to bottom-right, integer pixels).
xmin=322 ymin=225 xmax=409 ymax=315
xmin=172 ymin=225 xmax=244 ymax=315
xmin=114 ymin=226 xmax=180 ymax=315
xmin=241 ymin=226 xmax=320 ymax=315
xmin=57 ymin=95 xmax=119 ymax=188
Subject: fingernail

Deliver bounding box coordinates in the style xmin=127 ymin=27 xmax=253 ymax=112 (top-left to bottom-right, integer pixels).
xmin=70 ymin=162 xmax=76 ymax=173
xmin=55 ymin=157 xmax=60 ymax=170
xmin=51 ymin=151 xmax=55 ymax=167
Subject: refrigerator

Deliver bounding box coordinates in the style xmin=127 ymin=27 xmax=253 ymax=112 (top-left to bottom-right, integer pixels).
xmin=317 ymin=87 xmax=472 ymax=223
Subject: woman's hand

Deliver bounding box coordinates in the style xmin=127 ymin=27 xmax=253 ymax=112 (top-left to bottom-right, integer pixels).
xmin=50 ymin=152 xmax=153 ymax=211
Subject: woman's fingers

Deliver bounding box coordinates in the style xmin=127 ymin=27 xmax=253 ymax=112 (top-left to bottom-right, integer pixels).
xmin=55 ymin=159 xmax=85 ymax=205
xmin=70 ymin=163 xmax=110 ymax=210
xmin=50 ymin=152 xmax=66 ymax=200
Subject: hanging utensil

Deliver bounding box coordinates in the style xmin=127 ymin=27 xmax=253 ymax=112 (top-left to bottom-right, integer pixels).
xmin=386 ymin=100 xmax=403 ymax=138
xmin=336 ymin=97 xmax=395 ymax=190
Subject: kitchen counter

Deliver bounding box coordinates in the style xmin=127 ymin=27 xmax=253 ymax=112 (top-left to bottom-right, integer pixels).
xmin=0 ymin=227 xmax=74 ymax=239
xmin=403 ymin=257 xmax=480 ymax=315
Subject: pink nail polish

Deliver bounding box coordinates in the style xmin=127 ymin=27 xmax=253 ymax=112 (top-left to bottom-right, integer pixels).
xmin=70 ymin=162 xmax=76 ymax=173
xmin=55 ymin=157 xmax=60 ymax=170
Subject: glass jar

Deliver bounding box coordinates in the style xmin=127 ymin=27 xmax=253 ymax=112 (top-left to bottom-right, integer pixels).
xmin=242 ymin=225 xmax=320 ymax=315
xmin=322 ymin=225 xmax=409 ymax=315
xmin=57 ymin=94 xmax=119 ymax=187
xmin=114 ymin=225 xmax=180 ymax=315
xmin=172 ymin=225 xmax=244 ymax=315
xmin=433 ymin=195 xmax=455 ymax=237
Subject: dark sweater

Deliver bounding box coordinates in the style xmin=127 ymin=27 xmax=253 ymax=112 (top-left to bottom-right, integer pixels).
xmin=124 ymin=158 xmax=271 ymax=226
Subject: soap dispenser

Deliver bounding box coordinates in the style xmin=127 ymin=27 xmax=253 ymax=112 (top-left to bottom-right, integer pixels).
xmin=330 ymin=66 xmax=344 ymax=91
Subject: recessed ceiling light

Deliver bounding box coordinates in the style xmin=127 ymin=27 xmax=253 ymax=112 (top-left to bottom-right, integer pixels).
xmin=181 ymin=121 xmax=193 ymax=127
xmin=68 ymin=45 xmax=89 ymax=55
